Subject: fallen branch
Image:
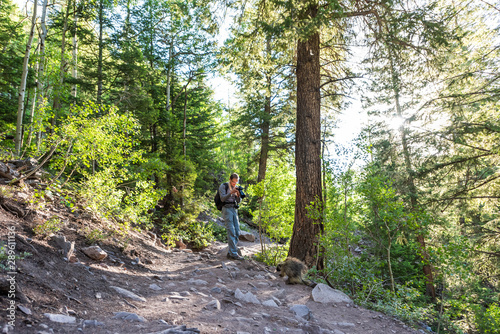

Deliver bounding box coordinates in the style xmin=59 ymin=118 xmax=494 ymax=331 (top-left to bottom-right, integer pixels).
xmin=9 ymin=140 xmax=62 ymax=185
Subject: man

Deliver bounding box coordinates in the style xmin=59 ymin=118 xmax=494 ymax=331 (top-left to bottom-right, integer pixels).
xmin=219 ymin=173 xmax=244 ymax=260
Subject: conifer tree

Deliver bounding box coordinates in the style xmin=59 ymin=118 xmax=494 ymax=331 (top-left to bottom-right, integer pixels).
xmin=0 ymin=0 xmax=25 ymax=132
xmin=221 ymin=0 xmax=296 ymax=183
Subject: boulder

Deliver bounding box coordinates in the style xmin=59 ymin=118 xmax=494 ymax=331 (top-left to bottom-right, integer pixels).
xmin=239 ymin=231 xmax=255 ymax=242
xmin=311 ymin=283 xmax=353 ymax=304
xmin=82 ymin=245 xmax=107 ymax=261
xmin=234 ymin=288 xmax=260 ymax=304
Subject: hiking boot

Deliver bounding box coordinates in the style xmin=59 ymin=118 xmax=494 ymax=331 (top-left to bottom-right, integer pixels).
xmin=227 ymin=254 xmax=244 ymax=261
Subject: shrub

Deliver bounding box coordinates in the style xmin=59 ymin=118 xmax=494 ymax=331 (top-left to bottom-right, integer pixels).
xmin=0 ymin=242 xmax=31 ymax=272
xmin=247 ymin=160 xmax=295 ymax=255
xmin=254 ymin=245 xmax=288 ymax=266
xmin=85 ymin=228 xmax=107 ymax=245
xmin=475 ymin=304 xmax=500 ymax=334
xmin=33 ymin=216 xmax=63 ymax=238
xmin=208 ymin=221 xmax=227 ymax=242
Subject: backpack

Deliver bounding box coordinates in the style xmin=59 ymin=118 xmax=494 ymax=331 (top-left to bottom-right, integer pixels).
xmin=214 ymin=183 xmax=228 ymax=211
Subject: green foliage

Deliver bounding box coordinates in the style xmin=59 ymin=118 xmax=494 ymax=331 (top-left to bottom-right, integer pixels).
xmin=188 ymin=222 xmax=216 ymax=249
xmin=79 ymin=168 xmax=164 ymax=231
xmin=247 ymin=159 xmax=295 ymax=243
xmin=28 ymin=189 xmax=47 ymax=210
xmin=160 ymin=217 xmax=215 ymax=250
xmin=253 ymin=245 xmax=288 ymax=266
xmin=367 ymin=284 xmax=437 ymax=325
xmin=34 ymin=102 xmax=167 ymax=232
xmin=46 ymin=102 xmax=144 ymax=177
xmin=0 ymin=185 xmax=12 ymax=198
xmin=33 ymin=217 xmax=64 ymax=238
xmin=0 ymin=0 xmax=25 ymax=133
xmin=474 ymin=304 xmax=500 ymax=334
xmin=208 ymin=221 xmax=227 ymax=243
xmin=85 ymin=228 xmax=107 ymax=245
xmin=0 ymin=242 xmax=31 ymax=272
xmin=159 ymin=195 xmax=215 ymax=250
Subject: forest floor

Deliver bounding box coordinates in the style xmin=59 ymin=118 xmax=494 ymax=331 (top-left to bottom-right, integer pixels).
xmin=0 ymin=185 xmax=424 ymax=334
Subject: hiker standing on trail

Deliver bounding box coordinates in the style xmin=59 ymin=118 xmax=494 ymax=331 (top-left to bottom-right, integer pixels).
xmin=219 ymin=173 xmax=244 ymax=260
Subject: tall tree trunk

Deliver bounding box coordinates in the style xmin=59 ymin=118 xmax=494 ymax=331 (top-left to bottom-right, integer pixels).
xmin=321 ymin=118 xmax=328 ymax=212
xmin=257 ymin=65 xmax=272 ymax=183
xmin=52 ymin=0 xmax=72 ymax=126
xmin=166 ymin=41 xmax=173 ymax=112
xmin=150 ymin=124 xmax=157 ymax=153
xmin=288 ymin=2 xmax=324 ymax=269
xmin=71 ymin=0 xmax=78 ymax=99
xmin=387 ymin=242 xmax=395 ymax=293
xmin=25 ymin=60 xmax=38 ymax=151
xmin=389 ymin=53 xmax=436 ymax=300
xmin=15 ymin=0 xmax=38 ymax=155
xmin=97 ymin=0 xmax=103 ymax=110
xmin=181 ymin=86 xmax=188 ymax=209
xmin=35 ymin=0 xmax=49 ymax=150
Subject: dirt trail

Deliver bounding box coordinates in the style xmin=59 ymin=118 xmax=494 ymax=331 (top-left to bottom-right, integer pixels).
xmin=0 ymin=193 xmax=421 ymax=334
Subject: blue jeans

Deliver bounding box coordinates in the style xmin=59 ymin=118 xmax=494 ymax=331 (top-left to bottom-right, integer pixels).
xmin=222 ymin=206 xmax=240 ymax=257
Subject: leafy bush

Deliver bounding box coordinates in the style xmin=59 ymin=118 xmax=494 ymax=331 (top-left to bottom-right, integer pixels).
xmin=159 ymin=196 xmax=216 ymax=249
xmin=85 ymin=228 xmax=107 ymax=245
xmin=253 ymin=245 xmax=288 ymax=266
xmin=208 ymin=221 xmax=227 ymax=242
xmin=0 ymin=185 xmax=12 ymax=198
xmin=28 ymin=188 xmax=46 ymax=210
xmin=33 ymin=216 xmax=63 ymax=238
xmin=247 ymin=159 xmax=295 ymax=246
xmin=0 ymin=242 xmax=31 ymax=272
xmin=36 ymin=103 xmax=167 ymax=232
xmin=160 ymin=217 xmax=215 ymax=250
xmin=474 ymin=304 xmax=500 ymax=334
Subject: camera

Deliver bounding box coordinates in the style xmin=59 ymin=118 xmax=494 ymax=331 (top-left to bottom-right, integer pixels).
xmin=237 ymin=186 xmax=246 ymax=199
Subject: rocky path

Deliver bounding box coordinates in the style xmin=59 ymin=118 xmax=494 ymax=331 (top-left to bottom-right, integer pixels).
xmin=0 ymin=198 xmax=421 ymax=334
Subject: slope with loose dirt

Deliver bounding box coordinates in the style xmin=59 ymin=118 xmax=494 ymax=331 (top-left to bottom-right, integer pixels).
xmin=0 ymin=187 xmax=422 ymax=334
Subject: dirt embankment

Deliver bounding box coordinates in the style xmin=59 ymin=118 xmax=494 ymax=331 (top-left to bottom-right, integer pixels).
xmin=0 ymin=187 xmax=421 ymax=334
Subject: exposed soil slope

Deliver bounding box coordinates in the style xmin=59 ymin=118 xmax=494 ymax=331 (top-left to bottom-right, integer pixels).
xmin=0 ymin=188 xmax=421 ymax=334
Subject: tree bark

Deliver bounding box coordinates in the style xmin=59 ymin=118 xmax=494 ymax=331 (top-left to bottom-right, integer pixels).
xmin=181 ymin=86 xmax=188 ymax=209
xmin=288 ymin=2 xmax=324 ymax=269
xmin=15 ymin=0 xmax=38 ymax=155
xmin=257 ymin=71 xmax=271 ymax=183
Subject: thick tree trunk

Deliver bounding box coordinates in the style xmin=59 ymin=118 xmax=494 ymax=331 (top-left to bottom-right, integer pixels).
xmin=289 ymin=3 xmax=324 ymax=269
xmin=15 ymin=0 xmax=38 ymax=155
